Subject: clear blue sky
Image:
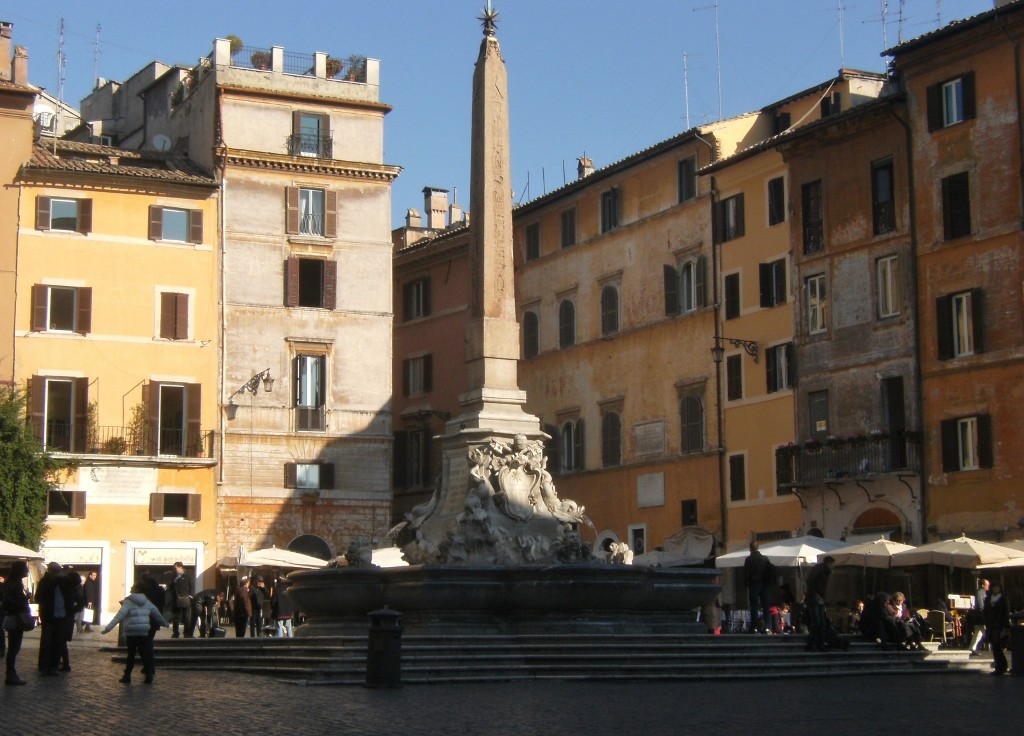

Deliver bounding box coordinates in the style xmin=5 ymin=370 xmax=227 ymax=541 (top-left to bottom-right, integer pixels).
xmin=3 ymin=1 xmax=995 ymax=228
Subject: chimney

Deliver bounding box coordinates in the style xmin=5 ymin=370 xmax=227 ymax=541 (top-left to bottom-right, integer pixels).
xmin=12 ymin=44 xmax=27 ymax=85
xmin=448 ymin=202 xmax=463 ymax=226
xmin=405 ymin=208 xmax=422 ymax=228
xmin=423 ymin=186 xmax=449 ymax=229
xmin=577 ymin=156 xmax=594 ymax=180
xmin=0 ymin=21 xmax=12 ymax=82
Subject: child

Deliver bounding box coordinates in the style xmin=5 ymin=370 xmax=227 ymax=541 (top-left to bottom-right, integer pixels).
xmin=101 ymin=583 xmax=169 ymax=684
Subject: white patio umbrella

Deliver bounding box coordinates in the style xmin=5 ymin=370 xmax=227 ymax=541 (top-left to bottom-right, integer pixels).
xmin=716 ymin=535 xmax=849 ymax=568
xmin=825 ymin=537 xmax=916 ymax=569
xmin=890 ymin=535 xmax=1024 ymax=569
xmin=239 ymin=546 xmax=329 ymax=570
xmin=0 ymin=539 xmax=45 ymax=561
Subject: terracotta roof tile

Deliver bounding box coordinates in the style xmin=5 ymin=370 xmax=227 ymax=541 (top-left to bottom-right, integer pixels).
xmin=22 ymin=140 xmax=217 ymax=185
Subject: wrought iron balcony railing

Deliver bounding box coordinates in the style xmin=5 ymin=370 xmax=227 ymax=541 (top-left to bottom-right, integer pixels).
xmin=287 ymin=133 xmax=333 ymax=159
xmin=775 ymin=433 xmax=921 ymax=489
xmin=42 ymin=423 xmax=214 ymax=459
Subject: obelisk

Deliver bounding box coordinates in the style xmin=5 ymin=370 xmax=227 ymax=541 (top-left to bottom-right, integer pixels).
xmin=451 ymin=1 xmax=538 ymax=434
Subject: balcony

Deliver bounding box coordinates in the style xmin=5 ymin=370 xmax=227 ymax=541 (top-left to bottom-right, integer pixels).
xmin=43 ymin=423 xmax=215 ymax=462
xmin=775 ymin=432 xmax=921 ymax=489
xmin=287 ymin=133 xmax=333 ymax=159
xmin=295 ymin=406 xmax=326 ymax=432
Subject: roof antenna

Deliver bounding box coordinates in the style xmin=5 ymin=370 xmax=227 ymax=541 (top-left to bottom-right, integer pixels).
xmin=693 ymin=2 xmax=722 ymax=120
xmin=53 ymin=18 xmax=67 ymax=154
xmin=93 ymin=24 xmax=101 ymax=91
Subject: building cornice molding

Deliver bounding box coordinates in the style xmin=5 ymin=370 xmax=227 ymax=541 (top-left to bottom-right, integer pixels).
xmin=219 ymin=148 xmax=400 ymax=182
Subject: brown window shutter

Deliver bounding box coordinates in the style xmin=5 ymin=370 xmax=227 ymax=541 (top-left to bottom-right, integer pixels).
xmin=393 ymin=432 xmax=408 ymax=487
xmin=735 ymin=193 xmax=745 ymax=238
xmin=285 ymin=187 xmax=300 ymax=234
xmin=186 ymin=493 xmax=202 ymax=521
xmin=319 ymin=462 xmax=335 ymax=490
xmin=149 ymin=492 xmax=164 ymax=521
xmin=324 ymin=190 xmax=338 ymax=238
xmin=977 ymin=413 xmax=993 ymax=468
xmin=186 ymin=383 xmax=202 ymax=456
xmin=402 ymin=359 xmax=410 ymax=396
xmin=423 ymin=354 xmax=433 ymax=392
xmin=160 ymin=292 xmax=176 ymax=338
xmin=926 ymin=82 xmax=943 ymax=131
xmin=664 ymin=265 xmax=680 ymax=316
xmin=189 ymin=209 xmax=203 ymax=244
xmin=936 ymin=295 xmax=954 ymax=360
xmin=940 ymin=418 xmax=959 ymax=471
xmin=403 ymin=281 xmax=413 ymax=321
xmin=76 ymin=287 xmax=92 ymax=335
xmin=285 ymin=258 xmax=299 ymax=307
xmin=284 ymin=462 xmax=297 ymax=488
xmin=32 ymin=284 xmax=48 ymax=331
xmin=319 ymin=112 xmax=331 ymax=139
xmin=77 ymin=199 xmax=92 ymax=234
xmin=70 ymin=491 xmax=87 ymax=519
xmin=175 ymin=293 xmax=189 ymax=340
xmin=292 ymin=110 xmax=302 ymax=136
xmin=323 ymin=260 xmax=337 ymax=310
xmin=695 ymin=254 xmax=706 ymax=307
xmin=30 ymin=376 xmax=44 ymax=444
xmin=146 ymin=381 xmax=160 ymax=456
xmin=969 ymin=288 xmax=984 ymax=354
xmin=962 ymin=72 xmax=976 ymax=121
xmin=36 ymin=196 xmax=51 ymax=230
xmin=149 ymin=205 xmax=163 ymax=240
xmin=422 ymin=278 xmax=432 ymax=316
xmin=74 ymin=376 xmax=89 ymax=452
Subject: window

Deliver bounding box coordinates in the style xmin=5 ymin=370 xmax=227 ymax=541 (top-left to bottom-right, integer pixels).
xmin=403 ymin=278 xmax=431 ymax=321
xmin=35 ymin=196 xmax=92 ymax=234
xmin=150 ymin=382 xmax=201 ymax=457
xmin=724 ymin=273 xmax=740 ymax=320
xmin=773 ymin=112 xmax=791 ymax=134
xmin=681 ymin=499 xmax=698 ymax=527
xmin=678 ymin=156 xmax=697 ymax=203
xmin=767 ymin=176 xmax=786 ymax=226
xmin=31 ymin=284 xmax=92 ymax=334
xmin=941 ymin=414 xmax=992 ymax=471
xmin=766 ymin=342 xmax=795 ymax=393
xmin=47 ymin=490 xmax=86 ymax=519
xmin=937 ymin=289 xmax=983 ymax=359
xmin=284 ymin=462 xmax=336 ymax=490
xmin=560 ymin=418 xmax=584 ymax=473
xmin=402 ymin=354 xmax=433 ymax=396
xmin=876 ymin=255 xmax=899 ymax=319
xmin=600 ymin=188 xmax=620 ymax=233
xmin=31 ymin=376 xmax=88 ymax=452
xmin=600 ymin=285 xmax=619 ymax=336
xmin=715 ymin=193 xmax=744 ymax=242
xmin=285 ymin=257 xmax=337 ymax=309
xmin=759 ymin=258 xmax=787 ymax=308
xmin=927 ymin=73 xmax=975 ymax=131
xmin=664 ymin=257 xmax=706 ymax=316
xmin=525 ymin=222 xmax=540 ymax=261
xmin=285 ymin=186 xmax=338 ymax=237
xmin=393 ymin=430 xmax=430 ymax=488
xmin=806 ymin=274 xmax=828 ymax=335
xmin=148 ymin=206 xmax=203 ymax=243
xmin=523 ymin=310 xmax=540 ymax=358
xmin=149 ymin=492 xmax=201 ymax=521
xmin=820 ymin=91 xmax=842 ymax=117
xmin=560 ymin=208 xmax=577 ymax=248
xmin=872 ymin=159 xmax=895 ymax=235
xmin=290 ymin=112 xmax=332 ymax=157
xmin=294 ymin=354 xmax=326 ymax=431
xmin=941 ymin=172 xmax=971 ymax=240
xmin=802 ymin=180 xmax=823 ymax=254
xmin=601 ymin=412 xmax=621 ymax=468
xmin=629 ymin=526 xmax=646 ymax=555
xmin=726 ymin=354 xmax=742 ymax=401
xmin=160 ymin=292 xmax=189 ymax=340
xmin=558 ymin=299 xmax=576 ymax=348
xmin=729 ymin=454 xmax=746 ymax=502
xmin=808 ymin=390 xmax=829 ymax=438
xmin=680 ymin=395 xmax=704 ymax=454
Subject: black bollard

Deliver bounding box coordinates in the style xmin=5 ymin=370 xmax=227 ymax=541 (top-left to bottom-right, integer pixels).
xmin=365 ymin=607 xmax=402 ymax=688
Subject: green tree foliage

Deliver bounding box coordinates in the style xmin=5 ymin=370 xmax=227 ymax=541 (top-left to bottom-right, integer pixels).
xmin=0 ymin=387 xmax=68 ymax=548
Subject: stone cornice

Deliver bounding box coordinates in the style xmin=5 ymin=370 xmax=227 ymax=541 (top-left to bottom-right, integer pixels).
xmin=220 ymin=148 xmax=401 ymax=182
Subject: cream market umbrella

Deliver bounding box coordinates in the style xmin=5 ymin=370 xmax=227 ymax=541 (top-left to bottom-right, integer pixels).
xmin=0 ymin=539 xmax=45 ymax=562
xmin=716 ymin=535 xmax=848 ymax=568
xmin=239 ymin=546 xmax=328 ymax=570
xmin=825 ymin=537 xmax=916 ymax=569
xmin=890 ymin=535 xmax=1024 ymax=569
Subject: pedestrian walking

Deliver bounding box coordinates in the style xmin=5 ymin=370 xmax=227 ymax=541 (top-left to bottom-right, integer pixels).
xmin=101 ymin=582 xmax=169 ymax=684
xmin=984 ymin=582 xmax=1011 ymax=675
xmin=250 ymin=576 xmax=267 ymax=637
xmin=167 ymin=561 xmax=194 ymax=638
xmin=272 ymin=577 xmax=296 ymax=638
xmin=232 ymin=577 xmax=252 ymax=637
xmin=743 ymin=542 xmax=775 ymax=633
xmin=58 ymin=569 xmax=85 ymax=671
xmin=34 ymin=561 xmax=66 ymax=676
xmin=82 ymin=571 xmax=100 ymax=632
xmin=2 ymin=560 xmax=32 ymax=686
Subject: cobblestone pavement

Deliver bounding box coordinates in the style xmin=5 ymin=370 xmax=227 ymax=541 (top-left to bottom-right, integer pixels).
xmin=1 ymin=630 xmax=1019 ymax=736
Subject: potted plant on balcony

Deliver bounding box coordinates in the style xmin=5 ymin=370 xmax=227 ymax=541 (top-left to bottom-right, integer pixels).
xmin=102 ymin=436 xmax=128 ymax=455
xmin=344 ymin=54 xmax=366 ymax=81
xmin=86 ymin=401 xmax=99 ymax=453
xmin=250 ymin=50 xmax=271 ymax=70
xmin=226 ymin=34 xmax=243 ymax=59
xmin=325 ymin=56 xmax=343 ymax=79
xmin=127 ymin=401 xmax=148 ymax=455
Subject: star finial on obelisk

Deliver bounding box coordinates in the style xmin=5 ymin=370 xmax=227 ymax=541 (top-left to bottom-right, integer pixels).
xmin=479 ymin=0 xmax=499 ymax=36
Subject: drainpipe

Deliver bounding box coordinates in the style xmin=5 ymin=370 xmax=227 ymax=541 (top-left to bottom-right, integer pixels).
xmin=216 ymin=88 xmax=228 ymax=486
xmin=996 ymin=15 xmax=1024 ymax=228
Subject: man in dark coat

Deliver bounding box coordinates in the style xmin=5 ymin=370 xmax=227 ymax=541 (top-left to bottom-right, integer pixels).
xmin=191 ymin=589 xmax=224 ymax=638
xmin=167 ymin=562 xmax=194 ymax=638
xmin=743 ymin=542 xmax=775 ymax=633
xmin=34 ymin=562 xmax=66 ymax=675
xmin=985 ymin=582 xmax=1011 ymax=675
xmin=82 ymin=571 xmax=100 ymax=632
xmin=804 ymin=555 xmax=837 ymax=651
xmin=249 ymin=576 xmax=267 ymax=637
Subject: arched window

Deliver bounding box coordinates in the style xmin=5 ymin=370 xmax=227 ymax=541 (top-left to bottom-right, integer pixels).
xmin=560 ymin=418 xmax=584 ymax=472
xmin=523 ymin=310 xmax=540 ymax=358
xmin=601 ymin=412 xmax=622 ymax=467
xmin=600 ymin=285 xmax=619 ymax=336
xmin=558 ymin=299 xmax=576 ymax=348
xmin=664 ymin=256 xmax=707 ymax=315
xmin=680 ymin=395 xmax=704 ymax=454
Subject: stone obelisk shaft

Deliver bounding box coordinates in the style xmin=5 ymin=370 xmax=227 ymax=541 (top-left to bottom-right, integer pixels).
xmin=454 ymin=27 xmax=535 ymax=432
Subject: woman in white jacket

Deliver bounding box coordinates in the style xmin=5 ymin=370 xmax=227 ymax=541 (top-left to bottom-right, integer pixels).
xmin=101 ymin=583 xmax=169 ymax=684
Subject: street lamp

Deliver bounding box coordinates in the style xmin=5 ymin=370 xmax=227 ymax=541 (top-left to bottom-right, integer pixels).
xmin=711 ymin=335 xmax=759 ymax=364
xmin=224 ymin=368 xmax=274 ymax=420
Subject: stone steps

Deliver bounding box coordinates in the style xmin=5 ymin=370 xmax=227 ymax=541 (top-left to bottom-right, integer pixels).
xmin=103 ymin=633 xmax=991 ymax=685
